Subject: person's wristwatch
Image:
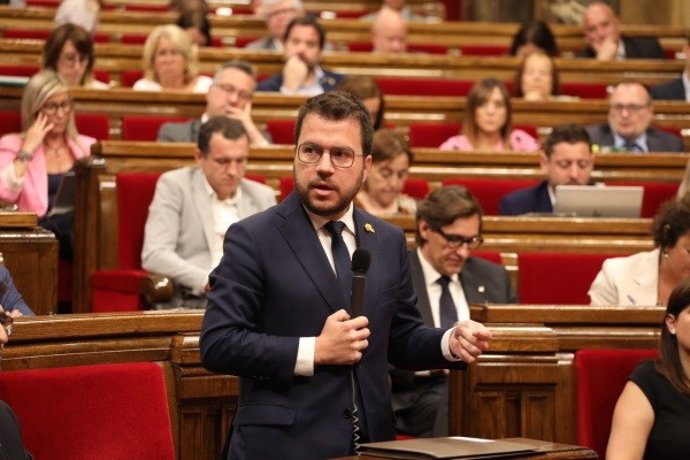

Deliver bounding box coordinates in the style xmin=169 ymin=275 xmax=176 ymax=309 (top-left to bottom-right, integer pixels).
xmin=17 ymin=149 xmax=33 ymax=162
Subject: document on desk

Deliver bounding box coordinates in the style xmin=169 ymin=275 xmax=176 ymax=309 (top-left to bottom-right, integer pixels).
xmin=358 ymin=436 xmax=536 ymax=459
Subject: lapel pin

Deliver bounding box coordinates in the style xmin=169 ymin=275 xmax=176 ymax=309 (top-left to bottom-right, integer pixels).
xmin=478 ymin=286 xmax=485 ymax=293
xmin=364 ymin=223 xmax=375 ymax=233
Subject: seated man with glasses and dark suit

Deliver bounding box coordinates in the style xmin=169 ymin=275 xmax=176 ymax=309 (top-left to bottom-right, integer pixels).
xmin=391 ymin=185 xmax=517 ymax=437
xmin=157 ymin=60 xmax=270 ymax=147
xmin=586 ymin=81 xmax=683 ymax=153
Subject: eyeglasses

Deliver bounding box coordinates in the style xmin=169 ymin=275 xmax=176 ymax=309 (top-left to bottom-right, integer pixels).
xmin=42 ymin=100 xmax=75 ymax=115
xmin=433 ymin=228 xmax=483 ymax=249
xmin=0 ymin=311 xmax=14 ymax=337
xmin=610 ymin=103 xmax=650 ymax=114
xmin=296 ymin=142 xmax=362 ymax=169
xmin=59 ymin=52 xmax=88 ymax=67
xmin=213 ymin=82 xmax=252 ymax=102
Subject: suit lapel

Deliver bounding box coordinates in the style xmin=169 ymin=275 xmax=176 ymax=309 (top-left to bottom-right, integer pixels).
xmin=410 ymin=250 xmax=435 ymax=327
xmin=235 ymin=180 xmax=254 ymax=219
xmin=460 ymin=260 xmax=489 ymax=304
xmin=353 ymin=208 xmax=380 ymax=318
xmin=191 ymin=168 xmax=217 ymax=252
xmin=277 ymin=193 xmax=346 ymax=312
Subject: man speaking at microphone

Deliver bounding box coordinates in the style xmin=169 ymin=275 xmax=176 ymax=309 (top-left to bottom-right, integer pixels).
xmin=200 ymin=91 xmax=492 ymax=460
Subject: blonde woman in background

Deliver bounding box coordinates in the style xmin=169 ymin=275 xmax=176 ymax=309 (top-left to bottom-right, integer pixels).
xmin=133 ymin=24 xmax=212 ymax=93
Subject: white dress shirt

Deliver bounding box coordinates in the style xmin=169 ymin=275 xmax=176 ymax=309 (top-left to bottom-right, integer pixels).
xmin=416 ymin=248 xmax=471 ymax=325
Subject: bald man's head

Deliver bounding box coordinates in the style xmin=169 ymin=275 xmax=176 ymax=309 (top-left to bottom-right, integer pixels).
xmin=371 ymin=8 xmax=407 ymax=53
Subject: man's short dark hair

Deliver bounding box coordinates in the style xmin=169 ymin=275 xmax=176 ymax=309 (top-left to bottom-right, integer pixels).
xmin=197 ymin=116 xmax=248 ymax=155
xmin=294 ymin=91 xmax=373 ymax=155
xmin=283 ymin=15 xmax=326 ymax=50
xmin=415 ymin=186 xmax=483 ymax=246
xmin=214 ymin=59 xmax=257 ymax=81
xmin=544 ymin=124 xmax=592 ymax=158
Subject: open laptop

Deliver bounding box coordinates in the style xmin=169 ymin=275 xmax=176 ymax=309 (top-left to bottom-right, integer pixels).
xmin=553 ymin=185 xmax=644 ymax=218
xmin=47 ymin=171 xmax=77 ymax=217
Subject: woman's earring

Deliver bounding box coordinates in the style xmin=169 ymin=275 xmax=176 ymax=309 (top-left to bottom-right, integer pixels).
xmin=663 ymin=250 xmax=670 ymax=259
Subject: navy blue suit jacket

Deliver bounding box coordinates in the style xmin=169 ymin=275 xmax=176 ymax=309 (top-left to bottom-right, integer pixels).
xmin=650 ymin=78 xmax=686 ymax=101
xmin=257 ymin=69 xmax=344 ymax=93
xmin=200 ymin=191 xmax=463 ymax=460
xmin=585 ymin=124 xmax=684 ymax=153
xmin=578 ymin=36 xmax=665 ymax=59
xmin=499 ymin=181 xmax=552 ymax=216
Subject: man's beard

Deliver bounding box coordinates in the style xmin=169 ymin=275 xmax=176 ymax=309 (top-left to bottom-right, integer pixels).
xmin=295 ymin=172 xmax=364 ymax=218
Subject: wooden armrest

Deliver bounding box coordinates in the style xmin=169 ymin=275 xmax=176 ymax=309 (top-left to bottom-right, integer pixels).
xmin=140 ymin=273 xmax=174 ymax=307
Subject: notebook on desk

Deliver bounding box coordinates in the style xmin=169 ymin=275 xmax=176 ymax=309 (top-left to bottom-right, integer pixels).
xmin=47 ymin=171 xmax=76 ymax=217
xmin=553 ymin=185 xmax=644 ymax=218
xmin=358 ymin=436 xmax=536 ymax=459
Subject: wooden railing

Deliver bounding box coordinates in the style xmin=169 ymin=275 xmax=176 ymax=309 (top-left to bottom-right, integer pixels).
xmin=2 ymin=306 xmax=664 ymax=458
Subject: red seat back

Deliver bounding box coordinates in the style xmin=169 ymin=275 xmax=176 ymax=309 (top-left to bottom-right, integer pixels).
xmin=0 ymin=110 xmax=21 ymax=137
xmin=3 ymin=29 xmax=51 ymax=40
xmin=75 ymin=113 xmax=110 ymax=140
xmin=0 ymin=64 xmax=39 ymax=78
xmin=0 ymin=362 xmax=175 ymax=460
xmin=609 ymin=181 xmax=679 ymax=218
xmin=518 ymin=252 xmax=618 ymax=304
xmin=279 ymin=176 xmax=294 ymax=201
xmin=266 ymin=119 xmax=296 ymax=145
xmin=460 ymin=44 xmax=509 ymax=56
xmin=116 ymin=172 xmax=161 ymax=269
xmin=408 ymin=122 xmax=461 ymax=148
xmin=576 ymin=349 xmax=659 ymax=459
xmin=442 ymin=178 xmax=540 ymax=215
xmin=121 ymin=70 xmax=144 ymax=88
xmin=374 ymin=77 xmax=474 ymax=97
xmin=472 ymin=250 xmax=503 ymax=264
xmin=121 ymin=115 xmax=188 ymax=141
xmin=560 ymin=82 xmax=609 ymax=99
xmin=403 ymin=178 xmax=430 ymax=200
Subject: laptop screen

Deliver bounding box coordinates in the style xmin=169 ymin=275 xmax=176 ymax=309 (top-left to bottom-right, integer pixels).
xmin=553 ymin=185 xmax=644 ymax=218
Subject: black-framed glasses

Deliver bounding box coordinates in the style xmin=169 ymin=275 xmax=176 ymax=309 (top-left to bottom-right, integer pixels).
xmin=213 ymin=82 xmax=252 ymax=102
xmin=296 ymin=142 xmax=362 ymax=169
xmin=42 ymin=100 xmax=75 ymax=115
xmin=610 ymin=103 xmax=650 ymax=114
xmin=0 ymin=311 xmax=14 ymax=336
xmin=433 ymin=228 xmax=483 ymax=249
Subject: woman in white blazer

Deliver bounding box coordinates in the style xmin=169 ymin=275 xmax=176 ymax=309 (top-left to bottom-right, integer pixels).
xmin=589 ymin=193 xmax=690 ymax=307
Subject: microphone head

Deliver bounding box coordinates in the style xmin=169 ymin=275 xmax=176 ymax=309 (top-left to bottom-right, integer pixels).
xmin=351 ymin=248 xmax=371 ymax=274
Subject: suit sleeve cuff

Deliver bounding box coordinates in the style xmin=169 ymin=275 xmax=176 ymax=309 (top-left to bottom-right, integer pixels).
xmin=442 ymin=327 xmax=462 ymax=362
xmin=295 ymin=336 xmax=315 ymax=376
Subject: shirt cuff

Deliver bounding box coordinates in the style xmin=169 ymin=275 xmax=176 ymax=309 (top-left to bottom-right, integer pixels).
xmin=442 ymin=326 xmax=462 ymax=362
xmin=294 ymin=336 xmax=316 ymax=376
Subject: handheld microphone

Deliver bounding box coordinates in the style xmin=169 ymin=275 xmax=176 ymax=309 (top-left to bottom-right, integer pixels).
xmin=350 ymin=248 xmax=371 ymax=318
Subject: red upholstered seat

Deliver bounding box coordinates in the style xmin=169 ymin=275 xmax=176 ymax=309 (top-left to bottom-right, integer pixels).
xmin=121 ymin=115 xmax=188 ymax=141
xmin=0 ymin=64 xmax=39 ymax=78
xmin=374 ymin=77 xmax=474 ymax=97
xmin=91 ymin=172 xmax=161 ymax=311
xmin=3 ymin=29 xmax=52 ymax=40
xmin=266 ymin=119 xmax=296 ymax=145
xmin=517 ymin=252 xmax=618 ymax=304
xmin=0 ymin=110 xmax=21 ymax=137
xmin=279 ymin=176 xmax=294 ymax=201
xmin=442 ymin=178 xmax=540 ymax=216
xmin=120 ymin=70 xmax=144 ymax=88
xmin=0 ymin=362 xmax=175 ymax=460
xmin=403 ymin=178 xmax=430 ymax=200
xmin=608 ymin=181 xmax=679 ymax=218
xmin=408 ymin=122 xmax=461 ymax=148
xmin=472 ymin=250 xmax=502 ymax=264
xmin=560 ymin=82 xmax=609 ymax=99
xmin=121 ymin=33 xmax=148 ymax=44
xmin=576 ymin=348 xmax=658 ymax=459
xmin=75 ymin=113 xmax=110 ymax=140
xmin=459 ymin=44 xmax=509 ymax=56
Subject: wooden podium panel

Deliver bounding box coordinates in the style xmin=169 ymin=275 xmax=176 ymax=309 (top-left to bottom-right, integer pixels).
xmin=0 ymin=212 xmax=57 ymax=315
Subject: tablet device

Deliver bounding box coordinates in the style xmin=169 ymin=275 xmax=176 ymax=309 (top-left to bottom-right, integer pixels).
xmin=553 ymin=185 xmax=644 ymax=218
xmin=47 ymin=171 xmax=76 ymax=217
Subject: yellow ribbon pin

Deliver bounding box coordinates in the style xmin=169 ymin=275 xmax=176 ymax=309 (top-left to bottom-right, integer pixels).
xmin=364 ymin=223 xmax=375 ymax=233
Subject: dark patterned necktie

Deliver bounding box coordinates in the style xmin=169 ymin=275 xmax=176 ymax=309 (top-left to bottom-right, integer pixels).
xmin=438 ymin=275 xmax=458 ymax=328
xmin=324 ymin=221 xmax=351 ymax=302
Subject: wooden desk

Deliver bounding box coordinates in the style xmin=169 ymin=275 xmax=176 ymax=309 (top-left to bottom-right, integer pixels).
xmin=334 ymin=438 xmax=597 ymax=459
xmin=0 ymin=212 xmax=57 ymax=315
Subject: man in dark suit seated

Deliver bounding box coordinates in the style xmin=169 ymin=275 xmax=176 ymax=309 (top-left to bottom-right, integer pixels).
xmin=578 ymin=1 xmax=665 ymax=60
xmin=392 ymin=185 xmax=516 ymax=437
xmin=651 ymin=36 xmax=690 ymax=101
xmin=500 ymin=124 xmax=594 ymax=216
xmin=200 ymin=92 xmax=492 ymax=459
xmin=157 ymin=60 xmax=269 ymax=146
xmin=245 ymin=0 xmax=304 ymax=51
xmin=586 ymin=81 xmax=684 ymax=153
xmin=257 ymin=15 xmax=344 ymax=95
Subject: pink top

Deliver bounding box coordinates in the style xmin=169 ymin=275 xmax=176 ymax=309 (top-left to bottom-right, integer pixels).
xmin=0 ymin=133 xmax=95 ymax=216
xmin=439 ymin=129 xmax=540 ymax=152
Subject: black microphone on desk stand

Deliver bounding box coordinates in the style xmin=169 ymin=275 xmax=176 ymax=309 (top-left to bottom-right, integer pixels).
xmin=349 ymin=248 xmax=370 ymax=453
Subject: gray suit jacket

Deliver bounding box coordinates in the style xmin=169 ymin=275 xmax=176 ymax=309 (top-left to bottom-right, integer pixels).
xmin=157 ymin=119 xmax=202 ymax=143
xmin=409 ymin=249 xmax=517 ymax=328
xmin=585 ymin=123 xmax=684 ymax=153
xmin=141 ymin=167 xmax=276 ymax=295
xmin=245 ymin=35 xmax=279 ymax=50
